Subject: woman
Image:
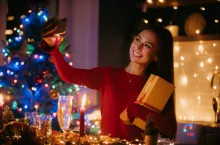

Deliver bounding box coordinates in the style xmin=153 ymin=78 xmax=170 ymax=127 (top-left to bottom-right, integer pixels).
xmin=40 ymin=23 xmax=177 ymax=140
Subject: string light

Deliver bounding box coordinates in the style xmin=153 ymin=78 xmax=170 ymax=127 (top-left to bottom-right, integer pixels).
xmin=157 ymin=18 xmax=163 ymax=23
xmin=143 ymin=19 xmax=148 ymax=24
xmin=147 ymin=0 xmax=153 ymax=4
xmin=173 ymin=6 xmax=178 ymax=10
xmin=200 ymin=7 xmax=205 ymax=11
xmin=215 ymin=19 xmax=219 ymax=23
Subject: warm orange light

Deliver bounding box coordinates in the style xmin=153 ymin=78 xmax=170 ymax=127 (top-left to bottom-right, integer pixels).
xmin=0 ymin=94 xmax=4 ymax=106
xmin=81 ymin=94 xmax=87 ymax=107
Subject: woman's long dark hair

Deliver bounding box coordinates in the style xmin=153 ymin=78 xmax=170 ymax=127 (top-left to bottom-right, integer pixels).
xmin=132 ymin=22 xmax=174 ymax=85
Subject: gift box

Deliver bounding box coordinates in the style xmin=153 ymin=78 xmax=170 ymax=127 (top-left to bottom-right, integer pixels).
xmin=135 ymin=74 xmax=174 ymax=113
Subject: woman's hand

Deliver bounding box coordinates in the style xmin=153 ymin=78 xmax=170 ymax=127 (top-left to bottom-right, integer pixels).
xmin=39 ymin=36 xmax=62 ymax=53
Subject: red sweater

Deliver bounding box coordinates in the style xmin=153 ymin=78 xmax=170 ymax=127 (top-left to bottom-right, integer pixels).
xmin=50 ymin=48 xmax=177 ymax=140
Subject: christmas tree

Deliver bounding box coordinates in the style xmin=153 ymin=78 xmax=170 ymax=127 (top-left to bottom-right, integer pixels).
xmin=0 ymin=8 xmax=82 ymax=115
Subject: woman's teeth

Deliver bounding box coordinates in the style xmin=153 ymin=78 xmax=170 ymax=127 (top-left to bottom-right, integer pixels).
xmin=134 ymin=51 xmax=141 ymax=57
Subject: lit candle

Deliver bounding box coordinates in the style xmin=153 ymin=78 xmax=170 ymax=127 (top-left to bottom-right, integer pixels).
xmin=80 ymin=94 xmax=86 ymax=136
xmin=0 ymin=94 xmax=4 ymax=129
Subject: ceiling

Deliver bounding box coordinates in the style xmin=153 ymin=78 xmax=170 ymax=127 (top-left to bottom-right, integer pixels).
xmin=146 ymin=0 xmax=219 ymax=8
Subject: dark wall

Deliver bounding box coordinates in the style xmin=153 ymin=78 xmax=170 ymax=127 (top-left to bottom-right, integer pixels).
xmin=98 ymin=0 xmax=142 ymax=67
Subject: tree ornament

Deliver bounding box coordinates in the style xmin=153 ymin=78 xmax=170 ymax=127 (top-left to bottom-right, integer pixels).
xmin=3 ymin=105 xmax=15 ymax=124
xmin=50 ymin=89 xmax=58 ymax=99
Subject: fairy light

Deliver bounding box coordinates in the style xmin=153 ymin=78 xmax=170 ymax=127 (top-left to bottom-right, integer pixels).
xmin=174 ymin=45 xmax=180 ymax=53
xmin=198 ymin=45 xmax=204 ymax=53
xmin=157 ymin=18 xmax=163 ymax=23
xmin=20 ymin=24 xmax=23 ymax=28
xmin=193 ymin=73 xmax=198 ymax=78
xmin=200 ymin=61 xmax=204 ymax=67
xmin=207 ymin=76 xmax=211 ymax=81
xmin=28 ymin=10 xmax=32 ymax=13
xmin=69 ymin=62 xmax=73 ymax=66
xmin=200 ymin=7 xmax=205 ymax=11
xmin=180 ymin=56 xmax=184 ymax=61
xmin=215 ymin=19 xmax=219 ymax=23
xmin=181 ymin=76 xmax=188 ymax=85
xmin=196 ymin=52 xmax=199 ymax=55
xmin=207 ymin=58 xmax=212 ymax=64
xmin=213 ymin=86 xmax=217 ymax=89
xmin=143 ymin=19 xmax=148 ymax=24
xmin=174 ymin=62 xmax=179 ymax=68
xmin=196 ymin=30 xmax=200 ymax=34
xmin=215 ymin=66 xmax=218 ymax=70
xmin=158 ymin=0 xmax=164 ymax=3
xmin=173 ymin=6 xmax=178 ymax=10
xmin=213 ymin=43 xmax=216 ymax=47
xmin=147 ymin=0 xmax=153 ymax=4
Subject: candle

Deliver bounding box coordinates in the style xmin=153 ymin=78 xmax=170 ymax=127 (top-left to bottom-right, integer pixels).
xmin=166 ymin=25 xmax=179 ymax=37
xmin=0 ymin=94 xmax=4 ymax=129
xmin=80 ymin=94 xmax=86 ymax=136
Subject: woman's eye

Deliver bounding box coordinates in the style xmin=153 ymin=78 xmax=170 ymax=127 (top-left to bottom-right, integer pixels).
xmin=144 ymin=44 xmax=151 ymax=48
xmin=135 ymin=37 xmax=140 ymax=42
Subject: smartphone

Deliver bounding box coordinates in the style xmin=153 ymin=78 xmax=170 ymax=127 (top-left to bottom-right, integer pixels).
xmin=53 ymin=18 xmax=67 ymax=35
xmin=42 ymin=18 xmax=67 ymax=37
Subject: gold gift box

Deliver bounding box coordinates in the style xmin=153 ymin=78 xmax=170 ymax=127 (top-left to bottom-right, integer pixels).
xmin=135 ymin=74 xmax=174 ymax=113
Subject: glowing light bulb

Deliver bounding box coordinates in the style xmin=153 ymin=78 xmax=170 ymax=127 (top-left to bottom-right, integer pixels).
xmin=198 ymin=45 xmax=204 ymax=53
xmin=213 ymin=43 xmax=216 ymax=47
xmin=181 ymin=76 xmax=188 ymax=85
xmin=196 ymin=30 xmax=200 ymax=34
xmin=193 ymin=73 xmax=198 ymax=78
xmin=147 ymin=0 xmax=153 ymax=4
xmin=197 ymin=96 xmax=201 ymax=100
xmin=173 ymin=6 xmax=178 ymax=10
xmin=215 ymin=66 xmax=218 ymax=70
xmin=174 ymin=62 xmax=179 ymax=68
xmin=143 ymin=19 xmax=148 ymax=24
xmin=157 ymin=18 xmax=163 ymax=23
xmin=207 ymin=58 xmax=212 ymax=64
xmin=207 ymin=76 xmax=211 ymax=81
xmin=215 ymin=19 xmax=219 ymax=23
xmin=200 ymin=7 xmax=205 ymax=11
xmin=174 ymin=45 xmax=180 ymax=53
xmin=180 ymin=56 xmax=184 ymax=61
xmin=159 ymin=0 xmax=164 ymax=3
xmin=200 ymin=61 xmax=204 ymax=67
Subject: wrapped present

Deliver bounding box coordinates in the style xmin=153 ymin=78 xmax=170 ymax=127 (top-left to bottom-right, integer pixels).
xmin=135 ymin=74 xmax=174 ymax=113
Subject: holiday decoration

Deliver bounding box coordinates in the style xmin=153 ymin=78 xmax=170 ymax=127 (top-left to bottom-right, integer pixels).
xmin=3 ymin=105 xmax=15 ymax=124
xmin=184 ymin=12 xmax=206 ymax=36
xmin=0 ymin=9 xmax=87 ymax=117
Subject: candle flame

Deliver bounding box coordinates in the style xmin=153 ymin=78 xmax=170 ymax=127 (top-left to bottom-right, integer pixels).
xmin=81 ymin=94 xmax=86 ymax=107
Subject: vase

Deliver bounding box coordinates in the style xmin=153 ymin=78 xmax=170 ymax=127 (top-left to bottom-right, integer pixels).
xmin=145 ymin=134 xmax=158 ymax=145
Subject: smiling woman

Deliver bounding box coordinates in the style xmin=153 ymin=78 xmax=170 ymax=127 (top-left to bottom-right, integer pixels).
xmin=39 ymin=22 xmax=176 ymax=140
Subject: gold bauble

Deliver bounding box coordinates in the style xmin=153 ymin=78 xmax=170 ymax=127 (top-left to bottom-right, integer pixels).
xmin=184 ymin=12 xmax=206 ymax=36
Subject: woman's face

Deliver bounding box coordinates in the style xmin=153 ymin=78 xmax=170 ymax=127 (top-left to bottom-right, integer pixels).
xmin=129 ymin=30 xmax=159 ymax=66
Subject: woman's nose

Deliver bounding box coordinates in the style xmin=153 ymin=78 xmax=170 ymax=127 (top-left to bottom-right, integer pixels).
xmin=136 ymin=43 xmax=144 ymax=50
